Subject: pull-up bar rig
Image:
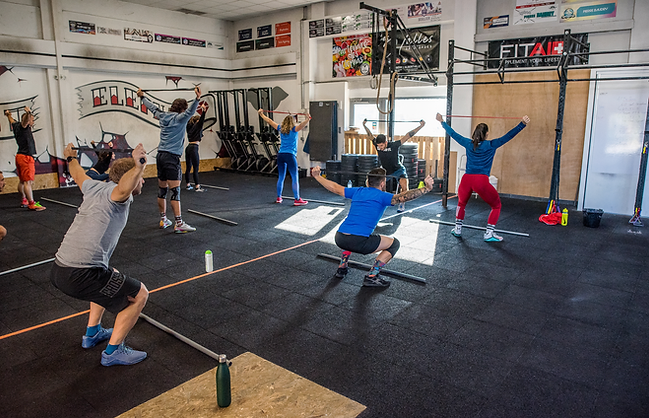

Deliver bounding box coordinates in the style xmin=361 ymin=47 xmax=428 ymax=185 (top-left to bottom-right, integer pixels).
xmin=440 ymin=29 xmax=649 ymax=212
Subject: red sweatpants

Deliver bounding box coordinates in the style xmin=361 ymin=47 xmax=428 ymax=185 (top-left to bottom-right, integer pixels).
xmin=456 ymin=174 xmax=501 ymax=225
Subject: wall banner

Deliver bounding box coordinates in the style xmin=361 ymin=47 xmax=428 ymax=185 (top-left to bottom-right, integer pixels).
xmin=239 ymin=28 xmax=253 ymax=41
xmin=514 ymin=0 xmax=558 ymax=25
xmin=373 ymin=24 xmax=440 ymax=74
xmin=276 ymin=35 xmax=291 ymax=48
xmin=155 ymin=33 xmax=181 ymax=44
xmin=560 ymin=0 xmax=616 ymax=22
xmin=275 ymin=22 xmax=291 ymax=35
xmin=69 ymin=21 xmax=95 ymax=35
xmin=124 ymin=28 xmax=153 ymax=43
xmin=332 ymin=34 xmax=372 ymax=78
xmin=484 ymin=15 xmax=509 ymax=29
xmin=258 ymin=25 xmax=272 ymax=38
xmin=182 ymin=37 xmax=206 ymax=47
xmin=487 ymin=33 xmax=589 ymax=68
xmin=309 ymin=20 xmax=325 ymax=38
xmin=255 ymin=37 xmax=275 ymax=50
xmin=236 ymin=40 xmax=255 ymax=52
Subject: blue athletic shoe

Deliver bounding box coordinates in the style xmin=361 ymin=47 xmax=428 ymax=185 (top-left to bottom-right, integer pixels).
xmin=82 ymin=327 xmax=113 ymax=349
xmin=101 ymin=343 xmax=147 ymax=366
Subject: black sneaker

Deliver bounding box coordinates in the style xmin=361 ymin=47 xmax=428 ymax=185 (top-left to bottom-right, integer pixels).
xmin=362 ymin=274 xmax=390 ymax=288
xmin=334 ymin=267 xmax=348 ymax=279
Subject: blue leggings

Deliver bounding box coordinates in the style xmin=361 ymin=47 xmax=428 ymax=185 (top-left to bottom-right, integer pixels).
xmin=277 ymin=152 xmax=300 ymax=199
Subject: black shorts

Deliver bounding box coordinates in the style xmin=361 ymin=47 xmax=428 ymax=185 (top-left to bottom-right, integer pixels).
xmin=50 ymin=262 xmax=142 ymax=314
xmin=156 ymin=151 xmax=182 ymax=181
xmin=335 ymin=231 xmax=382 ymax=255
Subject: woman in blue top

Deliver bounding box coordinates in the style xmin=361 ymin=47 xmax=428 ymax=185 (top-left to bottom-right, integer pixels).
xmin=436 ymin=113 xmax=530 ymax=242
xmin=258 ymin=109 xmax=311 ymax=205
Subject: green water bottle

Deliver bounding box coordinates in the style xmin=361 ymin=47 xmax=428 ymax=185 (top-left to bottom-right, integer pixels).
xmin=216 ymin=354 xmax=231 ymax=407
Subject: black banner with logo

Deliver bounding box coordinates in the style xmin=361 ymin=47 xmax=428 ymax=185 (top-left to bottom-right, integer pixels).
xmin=372 ymin=25 xmax=440 ymax=74
xmin=487 ymin=33 xmax=589 ymax=69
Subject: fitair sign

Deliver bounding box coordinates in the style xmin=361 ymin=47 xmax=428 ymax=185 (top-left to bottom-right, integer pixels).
xmin=487 ymin=33 xmax=589 ymax=68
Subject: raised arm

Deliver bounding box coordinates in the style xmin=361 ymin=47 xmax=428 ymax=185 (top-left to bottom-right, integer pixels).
xmin=490 ymin=115 xmax=529 ymax=148
xmin=187 ymin=105 xmax=208 ymax=137
xmin=110 ymin=144 xmax=147 ymax=203
xmin=258 ymin=109 xmax=279 ymax=130
xmin=311 ymin=166 xmax=345 ymax=197
xmin=391 ymin=175 xmax=434 ymax=206
xmin=137 ymin=88 xmax=162 ymax=118
xmin=63 ymin=143 xmax=91 ymax=191
xmin=362 ymin=119 xmax=376 ymax=142
xmin=401 ymin=120 xmax=425 ymax=144
xmin=436 ymin=113 xmax=472 ymax=149
xmin=295 ymin=113 xmax=311 ymax=132
xmin=4 ymin=109 xmax=16 ymax=125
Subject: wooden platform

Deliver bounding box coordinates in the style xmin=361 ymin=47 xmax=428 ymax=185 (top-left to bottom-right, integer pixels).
xmin=117 ymin=352 xmax=366 ymax=418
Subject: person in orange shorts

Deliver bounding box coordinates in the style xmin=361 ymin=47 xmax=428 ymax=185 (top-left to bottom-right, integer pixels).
xmin=4 ymin=106 xmax=45 ymax=211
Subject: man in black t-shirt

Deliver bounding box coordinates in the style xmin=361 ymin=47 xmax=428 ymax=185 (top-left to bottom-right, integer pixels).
xmin=4 ymin=107 xmax=45 ymax=211
xmin=362 ymin=119 xmax=425 ymax=212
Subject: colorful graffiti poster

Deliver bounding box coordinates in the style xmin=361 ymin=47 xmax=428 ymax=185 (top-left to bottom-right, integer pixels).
xmin=332 ymin=34 xmax=372 ymax=78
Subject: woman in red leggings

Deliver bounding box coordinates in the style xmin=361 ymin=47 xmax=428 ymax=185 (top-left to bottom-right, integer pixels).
xmin=436 ymin=113 xmax=530 ymax=242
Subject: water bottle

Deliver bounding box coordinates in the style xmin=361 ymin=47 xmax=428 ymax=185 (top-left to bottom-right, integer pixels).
xmin=216 ymin=354 xmax=231 ymax=407
xmin=561 ymin=208 xmax=568 ymax=226
xmin=205 ymin=250 xmax=213 ymax=272
xmin=347 ymin=180 xmax=352 ymax=188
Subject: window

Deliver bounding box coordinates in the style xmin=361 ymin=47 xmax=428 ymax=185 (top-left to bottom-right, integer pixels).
xmin=351 ymin=97 xmax=447 ymax=137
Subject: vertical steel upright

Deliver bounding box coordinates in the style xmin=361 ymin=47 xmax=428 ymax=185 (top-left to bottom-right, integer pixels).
xmin=546 ymin=29 xmax=571 ymax=214
xmin=388 ymin=11 xmax=397 ymax=141
xmin=630 ymin=99 xmax=649 ymax=226
xmin=442 ymin=40 xmax=454 ymax=208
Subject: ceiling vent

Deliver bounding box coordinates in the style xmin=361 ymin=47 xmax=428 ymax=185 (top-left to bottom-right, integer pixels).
xmin=176 ymin=8 xmax=207 ymax=16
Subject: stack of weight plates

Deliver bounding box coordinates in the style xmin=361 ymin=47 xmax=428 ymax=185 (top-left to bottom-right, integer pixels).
xmin=341 ymin=154 xmax=359 ymax=186
xmin=417 ymin=159 xmax=427 ymax=183
xmin=325 ymin=160 xmax=342 ymax=185
xmin=357 ymin=154 xmax=380 ymax=187
xmin=399 ymin=143 xmax=419 ymax=190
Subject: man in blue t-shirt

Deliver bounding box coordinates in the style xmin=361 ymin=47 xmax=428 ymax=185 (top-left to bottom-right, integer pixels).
xmin=312 ymin=166 xmax=434 ymax=287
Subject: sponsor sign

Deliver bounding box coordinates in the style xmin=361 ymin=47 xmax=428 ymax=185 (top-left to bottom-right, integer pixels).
xmin=124 ymin=28 xmax=153 ymax=43
xmin=207 ymin=40 xmax=224 ymax=50
xmin=97 ymin=27 xmax=121 ymax=36
xmin=373 ymin=24 xmax=440 ymax=74
xmin=236 ymin=40 xmax=255 ymax=53
xmin=69 ymin=20 xmax=95 ymax=35
xmin=258 ymin=25 xmax=272 ymax=38
xmin=309 ymin=19 xmax=325 ymax=38
xmin=326 ymin=17 xmax=342 ymax=36
xmin=560 ymin=0 xmax=616 ymax=22
xmin=514 ymin=0 xmax=558 ymax=25
xmin=341 ymin=13 xmax=372 ymax=33
xmin=255 ymin=37 xmax=275 ymax=50
xmin=275 ymin=21 xmax=291 ymax=35
xmin=238 ymin=28 xmax=253 ymax=41
xmin=484 ymin=15 xmax=510 ymax=28
xmin=155 ymin=33 xmax=181 ymax=44
xmin=398 ymin=2 xmax=443 ymax=23
xmin=487 ymin=33 xmax=589 ymax=68
xmin=182 ymin=37 xmax=206 ymax=47
xmin=276 ymin=35 xmax=291 ymax=48
xmin=333 ymin=34 xmax=372 ymax=78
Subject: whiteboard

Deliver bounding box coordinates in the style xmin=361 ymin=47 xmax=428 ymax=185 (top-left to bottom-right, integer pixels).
xmin=579 ymin=69 xmax=649 ymax=215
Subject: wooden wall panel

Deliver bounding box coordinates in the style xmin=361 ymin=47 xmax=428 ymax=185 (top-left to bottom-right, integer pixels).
xmin=472 ymin=70 xmax=589 ymax=199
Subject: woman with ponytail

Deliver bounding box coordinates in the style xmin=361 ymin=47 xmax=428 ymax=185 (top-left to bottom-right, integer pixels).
xmin=435 ymin=113 xmax=530 ymax=242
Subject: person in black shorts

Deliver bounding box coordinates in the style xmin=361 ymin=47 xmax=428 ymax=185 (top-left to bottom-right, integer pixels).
xmin=50 ymin=143 xmax=149 ymax=366
xmin=137 ymin=86 xmax=201 ymax=233
xmin=312 ymin=165 xmax=434 ymax=287
xmin=362 ymin=119 xmax=425 ymax=212
xmin=185 ymin=102 xmax=208 ymax=192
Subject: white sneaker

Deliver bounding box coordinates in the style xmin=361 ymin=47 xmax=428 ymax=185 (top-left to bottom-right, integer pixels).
xmin=397 ymin=202 xmax=405 ymax=213
xmin=484 ymin=231 xmax=503 ymax=242
xmin=159 ymin=218 xmax=173 ymax=229
xmin=174 ymin=222 xmax=196 ymax=234
xmin=451 ymin=226 xmax=462 ymax=238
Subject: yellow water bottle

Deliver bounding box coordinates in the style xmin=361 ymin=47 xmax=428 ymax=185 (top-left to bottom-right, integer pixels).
xmin=561 ymin=208 xmax=568 ymax=226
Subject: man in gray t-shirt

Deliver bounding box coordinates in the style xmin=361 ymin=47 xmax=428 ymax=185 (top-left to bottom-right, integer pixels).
xmin=50 ymin=143 xmax=150 ymax=367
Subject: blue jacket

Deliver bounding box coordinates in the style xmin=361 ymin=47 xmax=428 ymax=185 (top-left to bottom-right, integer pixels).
xmin=143 ymin=97 xmax=199 ymax=156
xmin=441 ymin=121 xmax=526 ymax=175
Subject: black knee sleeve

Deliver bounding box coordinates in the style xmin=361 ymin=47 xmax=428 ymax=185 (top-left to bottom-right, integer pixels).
xmin=170 ymin=186 xmax=181 ymax=201
xmin=158 ymin=187 xmax=168 ymax=199
xmin=386 ymin=237 xmax=400 ymax=257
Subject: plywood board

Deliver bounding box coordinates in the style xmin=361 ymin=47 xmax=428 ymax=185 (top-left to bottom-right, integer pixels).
xmin=472 ymin=70 xmax=589 ymax=199
xmin=117 ymin=352 xmax=366 ymax=418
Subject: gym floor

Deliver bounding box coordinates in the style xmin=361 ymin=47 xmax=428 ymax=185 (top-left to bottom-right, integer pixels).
xmin=1 ymin=170 xmax=648 ymax=418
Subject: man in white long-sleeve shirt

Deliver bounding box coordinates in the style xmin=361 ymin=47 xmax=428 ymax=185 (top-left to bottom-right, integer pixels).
xmin=137 ymin=86 xmax=200 ymax=233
